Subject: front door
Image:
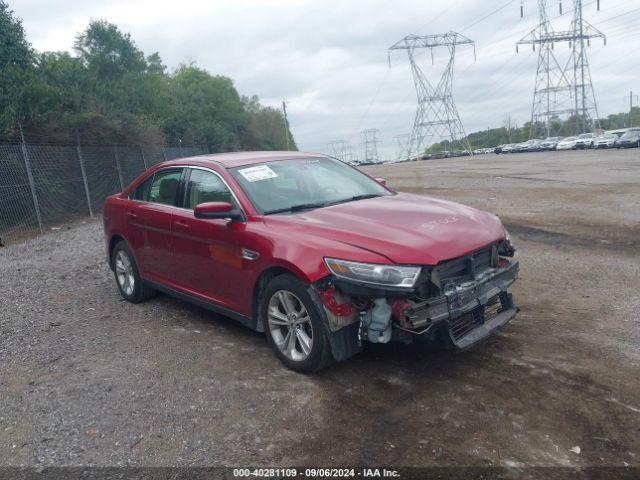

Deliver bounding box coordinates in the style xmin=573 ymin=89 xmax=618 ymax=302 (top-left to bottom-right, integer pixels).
xmin=170 ymin=168 xmax=248 ymax=312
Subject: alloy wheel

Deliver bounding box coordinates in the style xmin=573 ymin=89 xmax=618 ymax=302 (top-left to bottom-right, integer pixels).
xmin=115 ymin=250 xmax=135 ymax=296
xmin=267 ymin=290 xmax=314 ymax=362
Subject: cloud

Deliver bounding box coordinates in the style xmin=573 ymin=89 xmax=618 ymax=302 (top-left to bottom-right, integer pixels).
xmin=11 ymin=0 xmax=640 ymax=158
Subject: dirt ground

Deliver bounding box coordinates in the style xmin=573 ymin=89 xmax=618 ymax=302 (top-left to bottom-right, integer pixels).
xmin=1 ymin=149 xmax=638 ymax=471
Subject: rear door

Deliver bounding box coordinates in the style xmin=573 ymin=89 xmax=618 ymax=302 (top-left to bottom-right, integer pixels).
xmin=137 ymin=168 xmax=184 ymax=281
xmin=121 ymin=175 xmax=153 ymax=262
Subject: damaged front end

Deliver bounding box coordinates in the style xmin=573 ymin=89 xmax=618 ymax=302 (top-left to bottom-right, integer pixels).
xmin=312 ymin=240 xmax=519 ymax=362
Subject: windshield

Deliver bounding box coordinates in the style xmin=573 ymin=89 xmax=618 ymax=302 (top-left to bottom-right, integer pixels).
xmin=563 ymin=137 xmax=576 ymax=141
xmin=578 ymin=134 xmax=592 ymax=139
xmin=230 ymin=157 xmax=391 ymax=214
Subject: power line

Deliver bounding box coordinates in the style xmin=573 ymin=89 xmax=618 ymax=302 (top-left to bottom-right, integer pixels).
xmin=460 ymin=0 xmax=518 ymax=32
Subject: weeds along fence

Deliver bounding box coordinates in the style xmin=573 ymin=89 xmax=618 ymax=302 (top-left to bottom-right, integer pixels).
xmin=0 ymin=143 xmax=208 ymax=244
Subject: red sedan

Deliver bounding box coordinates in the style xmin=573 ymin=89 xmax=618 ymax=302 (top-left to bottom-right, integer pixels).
xmin=103 ymin=151 xmax=518 ymax=372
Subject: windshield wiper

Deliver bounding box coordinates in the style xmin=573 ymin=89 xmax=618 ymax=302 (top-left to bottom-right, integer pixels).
xmin=329 ymin=193 xmax=383 ymax=206
xmin=264 ymin=194 xmax=383 ymax=215
xmin=264 ymin=202 xmax=327 ymax=215
xmin=350 ymin=193 xmax=382 ymax=201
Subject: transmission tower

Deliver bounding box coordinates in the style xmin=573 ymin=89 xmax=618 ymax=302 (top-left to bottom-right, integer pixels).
xmin=328 ymin=140 xmax=346 ymax=161
xmin=518 ymin=0 xmax=605 ymax=136
xmin=389 ymin=32 xmax=475 ymax=159
xmin=343 ymin=144 xmax=359 ymax=165
xmin=361 ymin=129 xmax=381 ymax=163
xmin=393 ymin=134 xmax=411 ymax=161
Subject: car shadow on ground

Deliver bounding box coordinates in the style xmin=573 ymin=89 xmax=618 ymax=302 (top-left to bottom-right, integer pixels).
xmin=149 ymin=287 xmax=523 ymax=380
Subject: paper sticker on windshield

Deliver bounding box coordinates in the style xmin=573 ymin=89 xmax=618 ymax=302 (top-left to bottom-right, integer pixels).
xmin=238 ymin=165 xmax=278 ymax=182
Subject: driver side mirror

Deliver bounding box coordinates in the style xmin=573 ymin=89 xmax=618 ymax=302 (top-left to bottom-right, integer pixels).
xmin=194 ymin=202 xmax=244 ymax=221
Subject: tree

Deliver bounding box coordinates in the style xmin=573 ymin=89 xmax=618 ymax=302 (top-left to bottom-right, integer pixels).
xmin=0 ymin=1 xmax=33 ymax=140
xmin=3 ymin=14 xmax=298 ymax=151
xmin=164 ymin=65 xmax=250 ymax=150
xmin=74 ymin=20 xmax=146 ymax=79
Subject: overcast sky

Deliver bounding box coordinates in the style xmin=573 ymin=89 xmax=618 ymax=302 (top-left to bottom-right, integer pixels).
xmin=11 ymin=0 xmax=640 ymax=158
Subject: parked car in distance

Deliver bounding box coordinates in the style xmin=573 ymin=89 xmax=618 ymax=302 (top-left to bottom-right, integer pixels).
xmin=616 ymin=128 xmax=640 ymax=148
xmin=593 ymin=133 xmax=618 ymax=149
xmin=539 ymin=136 xmax=562 ymax=151
xmin=473 ymin=148 xmax=494 ymax=155
xmin=574 ymin=133 xmax=595 ymax=149
xmin=103 ymin=152 xmax=519 ymax=373
xmin=609 ymin=129 xmax=627 ymax=139
xmin=499 ymin=144 xmax=516 ymax=154
xmin=524 ymin=139 xmax=545 ymax=152
xmin=431 ymin=151 xmax=451 ymax=159
xmin=511 ymin=141 xmax=529 ymax=153
xmin=556 ymin=136 xmax=578 ymax=150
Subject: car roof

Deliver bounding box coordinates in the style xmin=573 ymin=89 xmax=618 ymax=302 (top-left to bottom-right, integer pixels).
xmin=157 ymin=151 xmax=327 ymax=169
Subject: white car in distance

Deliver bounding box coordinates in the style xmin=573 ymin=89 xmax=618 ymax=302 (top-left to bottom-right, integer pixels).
xmin=556 ymin=136 xmax=578 ymax=150
xmin=593 ymin=133 xmax=618 ymax=149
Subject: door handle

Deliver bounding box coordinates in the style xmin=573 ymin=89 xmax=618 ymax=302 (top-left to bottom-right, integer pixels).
xmin=174 ymin=220 xmax=190 ymax=231
xmin=126 ymin=211 xmax=137 ymax=219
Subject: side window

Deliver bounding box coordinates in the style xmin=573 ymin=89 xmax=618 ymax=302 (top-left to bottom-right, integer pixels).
xmin=148 ymin=170 xmax=182 ymax=206
xmin=187 ymin=169 xmax=234 ymax=209
xmin=133 ymin=176 xmax=153 ymax=201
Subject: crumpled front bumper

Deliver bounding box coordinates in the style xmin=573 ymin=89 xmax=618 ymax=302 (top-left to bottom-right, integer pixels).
xmin=395 ymin=260 xmax=519 ymax=349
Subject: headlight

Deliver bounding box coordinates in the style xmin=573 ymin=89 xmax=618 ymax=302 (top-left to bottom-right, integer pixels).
xmin=324 ymin=258 xmax=421 ymax=288
xmin=499 ymin=228 xmax=516 ymax=256
xmin=504 ymin=228 xmax=516 ymax=250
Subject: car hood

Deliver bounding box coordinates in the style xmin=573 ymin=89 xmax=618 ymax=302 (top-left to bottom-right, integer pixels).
xmin=263 ymin=193 xmax=506 ymax=265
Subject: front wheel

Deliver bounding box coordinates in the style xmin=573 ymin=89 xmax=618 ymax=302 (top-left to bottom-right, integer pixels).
xmin=261 ymin=274 xmax=333 ymax=373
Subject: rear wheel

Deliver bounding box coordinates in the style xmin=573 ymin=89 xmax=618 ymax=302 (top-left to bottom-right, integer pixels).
xmin=261 ymin=274 xmax=333 ymax=373
xmin=112 ymin=241 xmax=155 ymax=303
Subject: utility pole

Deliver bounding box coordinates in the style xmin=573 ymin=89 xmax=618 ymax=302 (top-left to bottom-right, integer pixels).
xmin=361 ymin=129 xmax=381 ymax=163
xmin=389 ymin=32 xmax=475 ymax=157
xmin=628 ymin=91 xmax=638 ymax=127
xmin=518 ymin=0 xmax=606 ymax=136
xmin=282 ymin=100 xmax=291 ymax=150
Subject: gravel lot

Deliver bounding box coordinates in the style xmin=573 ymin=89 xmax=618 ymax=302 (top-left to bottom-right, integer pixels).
xmin=1 ymin=149 xmax=639 ymax=469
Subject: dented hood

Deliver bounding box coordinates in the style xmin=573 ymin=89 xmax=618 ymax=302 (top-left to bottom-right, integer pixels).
xmin=264 ymin=193 xmax=507 ymax=265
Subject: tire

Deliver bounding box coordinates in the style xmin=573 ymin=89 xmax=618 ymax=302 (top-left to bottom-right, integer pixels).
xmin=111 ymin=241 xmax=156 ymax=303
xmin=261 ymin=274 xmax=333 ymax=373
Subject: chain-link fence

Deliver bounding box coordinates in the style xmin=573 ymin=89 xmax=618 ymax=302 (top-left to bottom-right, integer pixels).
xmin=0 ymin=143 xmax=208 ymax=244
